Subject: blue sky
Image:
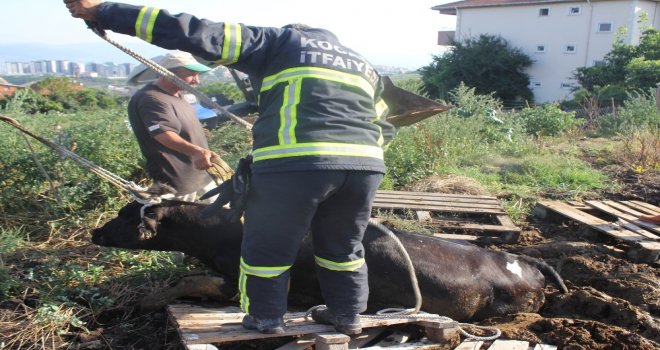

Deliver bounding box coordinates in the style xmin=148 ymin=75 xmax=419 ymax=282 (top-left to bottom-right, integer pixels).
xmin=0 ymin=0 xmax=456 ymax=69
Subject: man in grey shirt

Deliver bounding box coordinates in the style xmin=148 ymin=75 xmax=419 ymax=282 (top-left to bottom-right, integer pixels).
xmin=128 ymin=51 xmax=219 ymax=201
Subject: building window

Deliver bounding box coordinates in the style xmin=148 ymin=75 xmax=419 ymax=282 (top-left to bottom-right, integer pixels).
xmin=539 ymin=8 xmax=550 ymax=16
xmin=569 ymin=6 xmax=581 ymax=15
xmin=593 ymin=60 xmax=606 ymax=67
xmin=535 ymin=45 xmax=546 ymax=53
xmin=564 ymin=45 xmax=577 ymax=53
xmin=597 ymin=22 xmax=613 ymax=32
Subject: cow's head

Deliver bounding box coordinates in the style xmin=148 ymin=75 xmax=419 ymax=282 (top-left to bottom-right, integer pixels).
xmin=92 ymin=201 xmax=161 ymax=249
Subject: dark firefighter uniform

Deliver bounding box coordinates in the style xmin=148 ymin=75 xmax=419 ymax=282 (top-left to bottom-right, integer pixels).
xmin=93 ymin=3 xmax=396 ymax=321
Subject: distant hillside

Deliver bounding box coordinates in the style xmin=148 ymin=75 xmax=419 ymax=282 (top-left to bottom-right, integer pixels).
xmin=0 ymin=42 xmax=165 ymax=64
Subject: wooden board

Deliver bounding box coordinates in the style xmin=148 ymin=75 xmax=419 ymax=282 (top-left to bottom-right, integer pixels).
xmin=372 ymin=190 xmax=520 ymax=241
xmin=536 ymin=200 xmax=660 ymax=262
xmin=167 ymin=304 xmax=457 ymax=348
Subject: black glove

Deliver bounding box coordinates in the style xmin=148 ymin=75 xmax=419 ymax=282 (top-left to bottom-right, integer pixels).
xmin=200 ymin=155 xmax=252 ymax=222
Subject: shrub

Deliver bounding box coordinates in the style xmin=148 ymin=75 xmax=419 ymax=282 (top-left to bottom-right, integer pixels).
xmin=514 ymin=104 xmax=582 ymax=137
xmin=597 ymin=88 xmax=660 ymax=136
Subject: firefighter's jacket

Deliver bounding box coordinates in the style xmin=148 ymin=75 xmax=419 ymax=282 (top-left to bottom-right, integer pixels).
xmin=96 ymin=3 xmax=396 ymax=174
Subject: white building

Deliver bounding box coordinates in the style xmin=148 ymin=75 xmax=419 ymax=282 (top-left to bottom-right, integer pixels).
xmin=432 ymin=0 xmax=660 ymax=103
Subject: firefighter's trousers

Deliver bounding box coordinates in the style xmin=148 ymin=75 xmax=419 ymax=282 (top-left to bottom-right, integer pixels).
xmin=239 ymin=170 xmax=383 ymax=319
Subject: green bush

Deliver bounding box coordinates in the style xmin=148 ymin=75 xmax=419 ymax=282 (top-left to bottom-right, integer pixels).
xmin=597 ymin=89 xmax=660 ymax=136
xmin=514 ymin=104 xmax=582 ymax=137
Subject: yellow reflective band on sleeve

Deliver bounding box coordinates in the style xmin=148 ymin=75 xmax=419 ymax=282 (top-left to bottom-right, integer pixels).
xmin=373 ymin=98 xmax=389 ymax=146
xmin=252 ymin=142 xmax=384 ymax=162
xmin=314 ymin=256 xmax=365 ymax=272
xmin=218 ymin=23 xmax=242 ymax=65
xmin=374 ymin=98 xmax=389 ymax=120
xmin=134 ymin=7 xmax=160 ymax=43
xmin=261 ymin=67 xmax=375 ymax=99
xmin=240 ymin=257 xmax=290 ymax=278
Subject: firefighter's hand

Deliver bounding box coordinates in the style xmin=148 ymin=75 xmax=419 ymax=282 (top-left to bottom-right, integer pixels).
xmin=64 ymin=0 xmax=102 ymax=21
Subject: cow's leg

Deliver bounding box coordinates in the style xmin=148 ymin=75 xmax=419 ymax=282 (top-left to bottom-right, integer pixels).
xmin=139 ymin=275 xmax=234 ymax=312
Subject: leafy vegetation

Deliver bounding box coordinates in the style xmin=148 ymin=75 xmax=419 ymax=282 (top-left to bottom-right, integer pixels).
xmin=573 ymin=25 xmax=660 ymax=105
xmin=0 ymin=77 xmax=122 ymax=114
xmin=419 ymin=34 xmax=533 ymax=105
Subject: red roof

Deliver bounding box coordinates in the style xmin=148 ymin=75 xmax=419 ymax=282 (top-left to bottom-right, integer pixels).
xmin=433 ymin=0 xmax=583 ymax=15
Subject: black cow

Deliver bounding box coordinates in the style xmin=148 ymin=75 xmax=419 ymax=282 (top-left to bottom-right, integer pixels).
xmin=93 ymin=200 xmax=567 ymax=321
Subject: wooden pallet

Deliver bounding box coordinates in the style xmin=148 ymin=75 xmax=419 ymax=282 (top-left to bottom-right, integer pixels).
xmin=535 ymin=200 xmax=660 ymax=263
xmin=372 ymin=190 xmax=520 ymax=242
xmin=455 ymin=340 xmax=557 ymax=349
xmin=167 ymin=305 xmax=458 ymax=350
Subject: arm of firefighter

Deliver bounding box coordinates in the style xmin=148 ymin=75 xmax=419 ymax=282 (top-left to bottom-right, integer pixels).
xmin=372 ymin=80 xmax=397 ymax=149
xmin=69 ymin=1 xmax=271 ymax=68
xmin=153 ymin=131 xmax=217 ymax=170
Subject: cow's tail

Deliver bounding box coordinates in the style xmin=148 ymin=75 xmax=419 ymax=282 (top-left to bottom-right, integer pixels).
xmin=518 ymin=255 xmax=569 ymax=294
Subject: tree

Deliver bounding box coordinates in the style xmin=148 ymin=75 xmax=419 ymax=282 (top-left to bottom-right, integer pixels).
xmin=419 ymin=34 xmax=533 ymax=104
xmin=573 ymin=27 xmax=660 ymax=98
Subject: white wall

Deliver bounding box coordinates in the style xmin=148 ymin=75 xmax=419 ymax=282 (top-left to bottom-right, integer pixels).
xmin=453 ymin=0 xmax=659 ymax=103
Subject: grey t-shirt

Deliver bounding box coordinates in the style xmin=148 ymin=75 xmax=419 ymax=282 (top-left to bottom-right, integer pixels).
xmin=128 ymin=83 xmax=213 ymax=194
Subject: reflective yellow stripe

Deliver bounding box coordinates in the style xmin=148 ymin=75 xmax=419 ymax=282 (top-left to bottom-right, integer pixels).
xmin=315 ymin=256 xmax=365 ymax=272
xmin=240 ymin=257 xmax=290 ymax=278
xmin=261 ymin=67 xmax=375 ymax=99
xmin=218 ymin=23 xmax=242 ymax=64
xmin=239 ymin=268 xmax=249 ymax=313
xmin=374 ymin=98 xmax=389 ymax=120
xmin=134 ymin=7 xmax=160 ymax=43
xmin=373 ymin=98 xmax=389 ymax=146
xmin=252 ymin=142 xmax=384 ymax=162
xmin=278 ymin=79 xmax=302 ymax=144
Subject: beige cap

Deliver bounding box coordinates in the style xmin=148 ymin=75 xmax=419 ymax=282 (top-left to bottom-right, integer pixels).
xmin=158 ymin=50 xmax=211 ymax=72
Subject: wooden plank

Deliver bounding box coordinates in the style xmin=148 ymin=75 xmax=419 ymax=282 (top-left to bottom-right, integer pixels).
xmin=274 ymin=334 xmax=315 ymax=350
xmin=433 ymin=233 xmax=480 ymax=241
xmin=585 ymin=201 xmax=660 ymax=238
xmin=373 ymin=195 xmax=502 ymax=206
xmin=486 ymin=340 xmax=529 ymax=350
xmin=372 ymin=202 xmax=505 ymax=215
xmin=454 ymin=340 xmax=484 ymax=349
xmin=537 ymin=201 xmax=647 ymax=242
xmin=624 ymin=200 xmax=660 ymax=215
xmin=431 ymin=220 xmax=520 ymax=233
xmin=602 ymin=200 xmax=647 ymax=217
xmin=361 ymin=342 xmax=446 ymax=349
xmin=533 ymin=345 xmax=558 ymax=350
xmin=170 ymin=307 xmax=457 ymax=345
xmin=376 ymin=190 xmax=496 ymax=200
xmin=186 ymin=345 xmax=219 ymax=350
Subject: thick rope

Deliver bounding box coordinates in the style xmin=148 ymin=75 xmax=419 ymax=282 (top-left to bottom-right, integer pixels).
xmin=86 ymin=25 xmax=253 ymax=131
xmin=0 ymin=115 xmax=149 ymax=199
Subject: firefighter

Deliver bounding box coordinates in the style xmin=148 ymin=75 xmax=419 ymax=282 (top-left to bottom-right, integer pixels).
xmin=64 ymin=0 xmax=396 ymax=335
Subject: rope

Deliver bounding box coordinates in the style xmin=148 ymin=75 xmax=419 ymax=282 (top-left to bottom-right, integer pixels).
xmin=86 ymin=25 xmax=253 ymax=131
xmin=0 ymin=115 xmax=150 ymax=199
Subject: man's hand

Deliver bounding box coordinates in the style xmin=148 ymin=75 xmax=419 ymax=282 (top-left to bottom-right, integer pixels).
xmin=64 ymin=0 xmax=102 ymax=21
xmin=191 ymin=149 xmax=218 ymax=171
